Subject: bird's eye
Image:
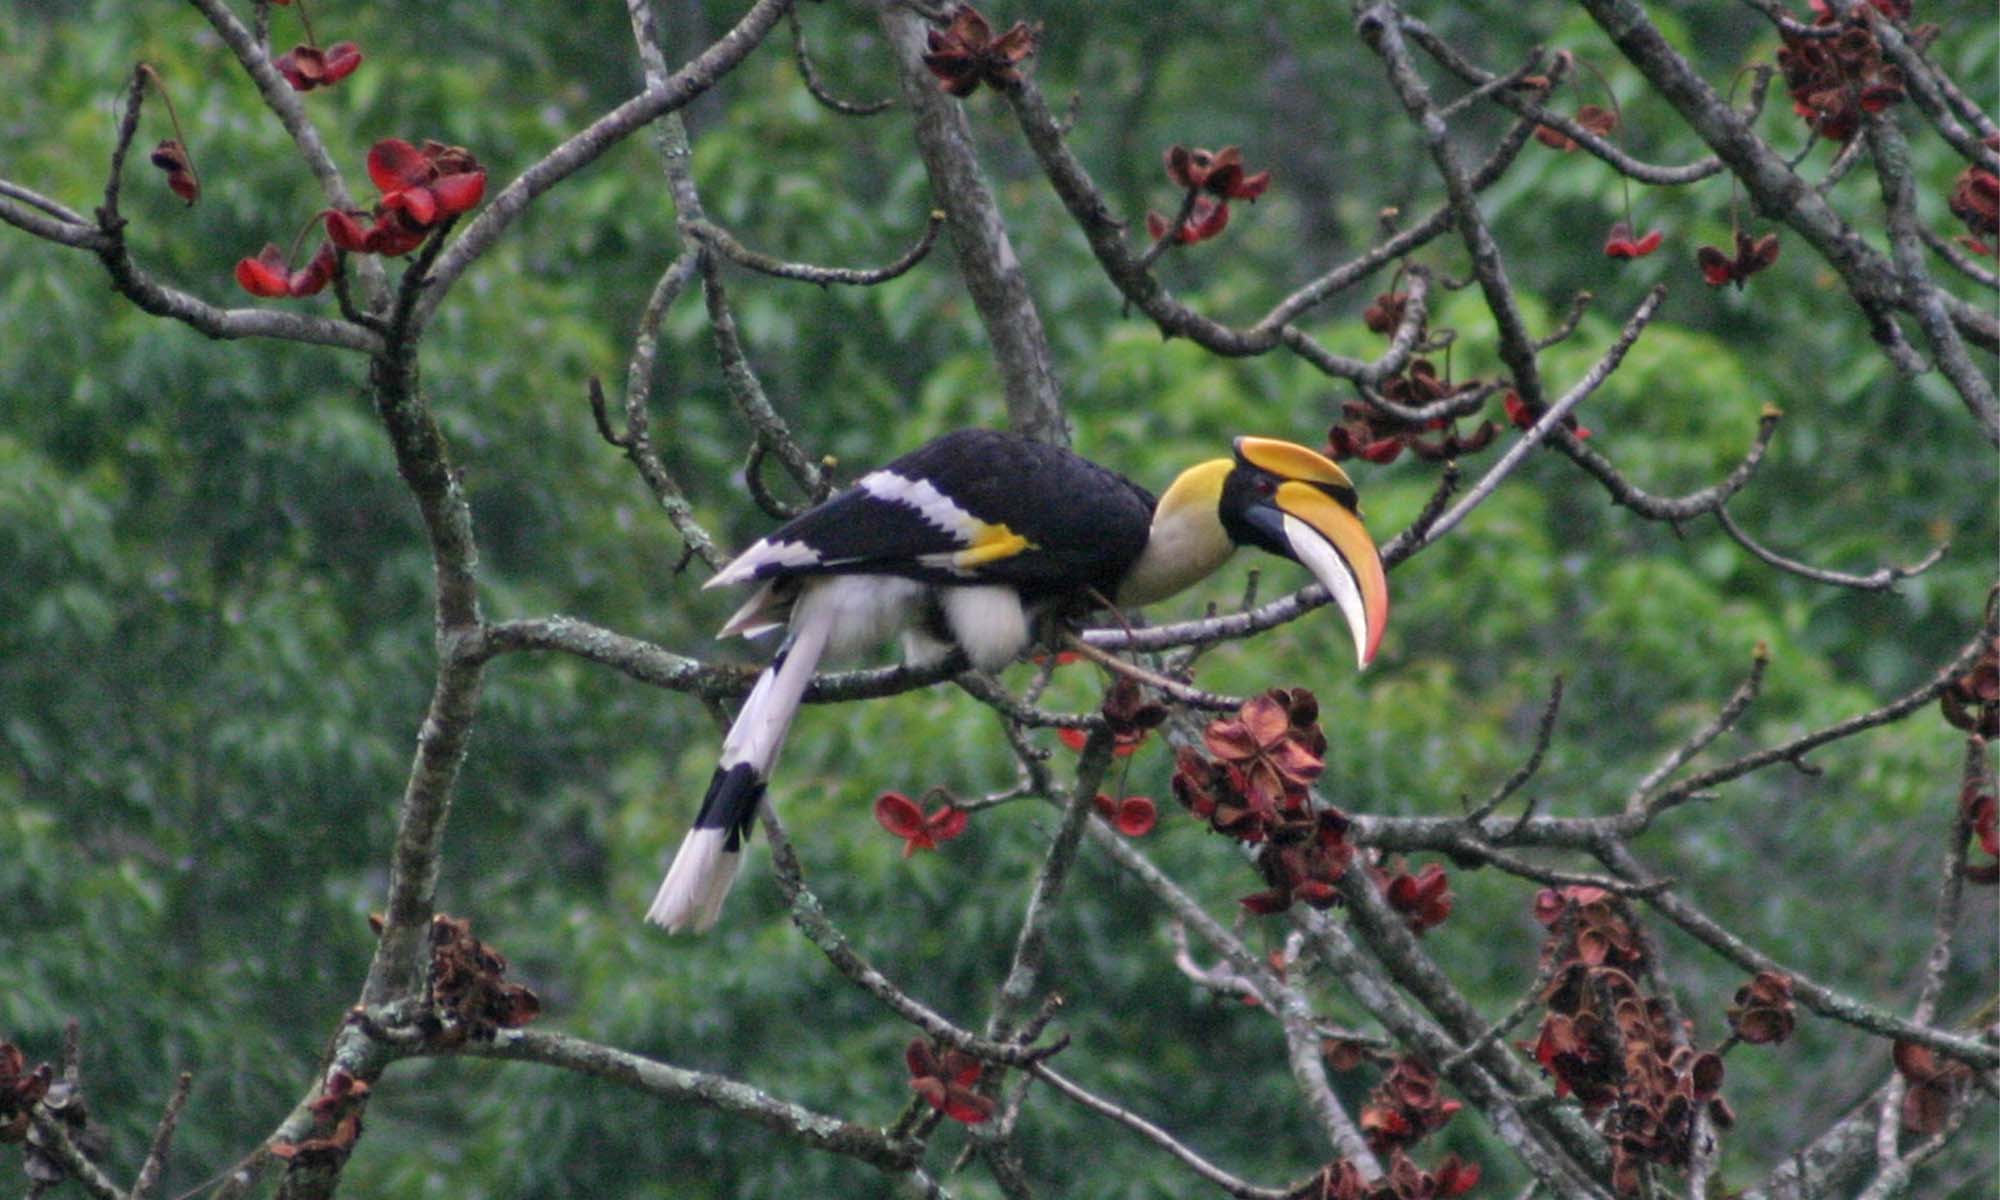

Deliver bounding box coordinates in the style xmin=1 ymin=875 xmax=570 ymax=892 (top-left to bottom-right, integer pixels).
xmin=1254 ymin=475 xmax=1277 ymax=495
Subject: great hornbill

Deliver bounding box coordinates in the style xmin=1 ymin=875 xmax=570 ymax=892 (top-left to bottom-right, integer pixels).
xmin=648 ymin=429 xmax=1389 ymax=931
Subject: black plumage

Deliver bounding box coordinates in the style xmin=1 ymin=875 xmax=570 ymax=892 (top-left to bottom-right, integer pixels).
xmin=733 ymin=429 xmax=1157 ymax=599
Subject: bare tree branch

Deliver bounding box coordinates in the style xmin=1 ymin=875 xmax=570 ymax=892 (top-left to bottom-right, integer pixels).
xmin=789 ymin=8 xmax=895 ymax=116
xmin=878 ymin=2 xmax=1067 ymax=445
xmin=415 ymin=0 xmax=799 ymax=330
xmin=1714 ymin=506 xmax=1949 ymax=591
xmin=445 ymin=1028 xmax=922 ymax=1171
xmin=1598 ymin=840 xmax=1999 ymax=1068
xmin=688 ymin=211 xmax=945 ymax=287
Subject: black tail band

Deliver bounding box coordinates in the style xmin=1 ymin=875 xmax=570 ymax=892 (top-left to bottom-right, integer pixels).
xmin=692 ymin=762 xmax=767 ymax=852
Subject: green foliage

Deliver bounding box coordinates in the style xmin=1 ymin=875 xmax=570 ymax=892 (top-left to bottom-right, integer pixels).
xmin=0 ymin=1 xmax=1993 ymax=1197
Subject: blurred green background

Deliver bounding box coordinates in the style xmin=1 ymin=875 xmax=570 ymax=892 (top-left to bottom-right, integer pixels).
xmin=0 ymin=0 xmax=1993 ymax=1195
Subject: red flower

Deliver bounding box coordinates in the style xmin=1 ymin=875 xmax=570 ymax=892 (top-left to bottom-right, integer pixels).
xmin=1092 ymin=793 xmax=1158 ymax=836
xmin=1502 ymin=389 xmax=1592 ymax=440
xmin=1697 ymin=229 xmax=1781 ymax=288
xmin=1533 ymin=104 xmax=1618 ymax=151
xmin=1146 ymin=145 xmax=1271 ymax=248
xmin=1377 ymin=861 xmax=1453 ymax=935
xmin=1359 ymin=1058 xmax=1462 ymax=1152
xmin=1725 ymin=971 xmax=1796 ymax=1044
xmin=1433 ymin=1155 xmax=1481 ymax=1197
xmin=1950 ymin=168 xmax=1999 ymax=240
xmin=1243 ymin=807 xmax=1354 ymax=913
xmin=368 ymin=138 xmax=487 ymax=224
xmin=234 ymin=240 xmax=339 ymax=299
xmin=905 ymin=1040 xmax=995 ymax=1124
xmin=1163 ymin=145 xmax=1271 ymax=201
xmin=1146 ymin=195 xmax=1231 ymax=246
xmin=1203 ymin=689 xmax=1326 ymax=817
xmin=1940 ymin=639 xmax=1998 ymax=736
xmin=1892 ymin=1040 xmax=1973 ymax=1135
xmin=324 ymin=139 xmax=487 ymax=258
xmin=921 ymin=4 xmax=1039 ymax=97
xmin=0 ymin=1042 xmax=52 ymax=1142
xmin=148 ymin=139 xmax=198 ymax=205
xmin=1962 ymin=781 xmax=1998 ymax=885
xmin=873 ymin=792 xmax=968 ymax=856
xmin=274 ymin=41 xmax=363 ymax=92
xmin=1603 ymin=220 xmax=1662 ymax=260
xmin=1058 ymin=726 xmax=1146 ymax=756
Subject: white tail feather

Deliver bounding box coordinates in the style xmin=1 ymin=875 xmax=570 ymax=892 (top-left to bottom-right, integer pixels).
xmin=647 ymin=598 xmax=837 ymax=932
xmin=646 ymin=828 xmax=739 ymax=932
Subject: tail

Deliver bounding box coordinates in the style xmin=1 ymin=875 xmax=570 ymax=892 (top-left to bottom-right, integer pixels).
xmin=647 ymin=609 xmax=833 ymax=932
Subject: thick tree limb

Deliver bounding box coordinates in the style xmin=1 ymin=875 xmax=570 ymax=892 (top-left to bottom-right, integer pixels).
xmin=878 ymin=2 xmax=1067 ymax=445
xmin=447 ymin=1028 xmax=921 ymax=1171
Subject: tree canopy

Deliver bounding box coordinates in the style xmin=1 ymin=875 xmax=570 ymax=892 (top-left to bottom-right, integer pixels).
xmin=0 ymin=1 xmax=1994 ymax=1197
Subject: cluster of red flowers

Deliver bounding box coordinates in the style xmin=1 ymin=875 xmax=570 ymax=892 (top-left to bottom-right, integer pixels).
xmin=905 ymin=1040 xmax=994 ymax=1123
xmin=1724 ymin=970 xmax=1796 ymax=1045
xmin=0 ymin=1042 xmax=52 ymax=1144
xmin=1325 ymin=354 xmax=1498 ymax=466
xmin=1373 ymin=861 xmax=1454 ymax=935
xmin=1892 ymin=1039 xmax=1974 ymax=1135
xmin=1524 ymin=887 xmax=1734 ymax=1195
xmin=327 ymin=139 xmax=488 ymax=258
xmin=235 ymin=138 xmax=486 ymax=301
xmin=1147 ymin=145 xmax=1272 ymax=247
xmin=874 ymin=792 xmax=969 ymax=855
xmin=1777 ymin=10 xmax=1907 ymax=142
xmin=1696 ymin=228 xmax=1782 ymax=288
xmin=1171 ymin=689 xmax=1358 ymax=914
xmin=1939 ymin=637 xmax=1997 ymax=736
xmin=1288 ymin=1152 xmax=1480 ymax=1200
xmin=271 ymin=1066 xmax=371 ymax=1168
xmin=422 ymin=913 xmax=542 ymax=1040
xmin=921 ymin=4 xmax=1039 ymax=97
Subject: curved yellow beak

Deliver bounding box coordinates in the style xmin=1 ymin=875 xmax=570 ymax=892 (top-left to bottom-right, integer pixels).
xmin=1272 ymin=481 xmax=1389 ymax=669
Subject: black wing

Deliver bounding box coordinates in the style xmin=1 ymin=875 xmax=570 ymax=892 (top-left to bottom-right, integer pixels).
xmin=710 ymin=430 xmax=1156 ymax=600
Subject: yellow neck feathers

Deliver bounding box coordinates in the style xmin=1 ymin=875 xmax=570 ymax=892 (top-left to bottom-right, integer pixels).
xmin=1115 ymin=459 xmax=1237 ymax=606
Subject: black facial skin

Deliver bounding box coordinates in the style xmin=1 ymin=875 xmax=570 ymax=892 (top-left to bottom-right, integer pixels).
xmin=1218 ymin=462 xmax=1363 ymax=563
xmin=1219 ymin=466 xmax=1295 ymax=560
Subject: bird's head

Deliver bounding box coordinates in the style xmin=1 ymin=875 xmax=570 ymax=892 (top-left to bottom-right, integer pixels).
xmin=1215 ymin=437 xmax=1389 ymax=669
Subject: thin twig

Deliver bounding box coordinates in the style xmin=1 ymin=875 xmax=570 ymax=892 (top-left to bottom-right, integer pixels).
xmin=1627 ymin=645 xmax=1769 ymax=816
xmin=1715 ymin=506 xmax=1947 ymax=592
xmin=1030 ymin=1065 xmax=1291 ymax=1200
xmin=131 ymin=1072 xmax=195 ymax=1200
xmin=788 ymin=8 xmax=894 ymax=115
xmin=687 ymin=212 xmax=944 ymax=287
xmin=1060 ymin=633 xmax=1242 ymax=711
xmin=1466 ymin=676 xmax=1565 ymax=825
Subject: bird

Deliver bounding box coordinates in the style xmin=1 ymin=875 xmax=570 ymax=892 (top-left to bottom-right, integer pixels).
xmin=647 ymin=429 xmax=1389 ymax=932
